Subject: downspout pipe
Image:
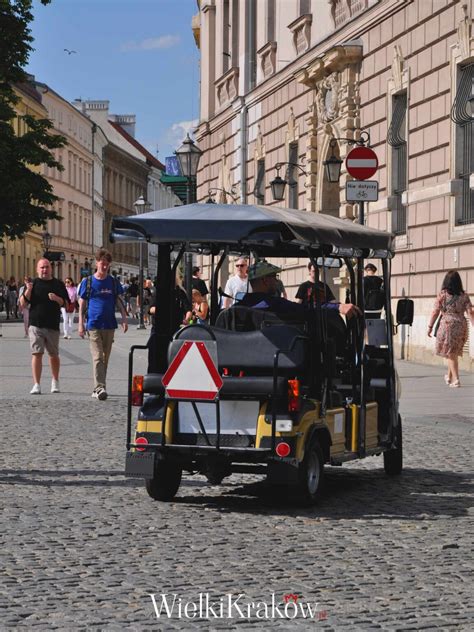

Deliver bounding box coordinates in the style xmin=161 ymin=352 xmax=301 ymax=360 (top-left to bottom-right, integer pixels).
xmin=239 ymin=100 xmax=248 ymax=204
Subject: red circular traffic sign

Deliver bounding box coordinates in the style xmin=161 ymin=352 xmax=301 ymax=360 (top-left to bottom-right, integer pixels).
xmin=345 ymin=146 xmax=378 ymax=180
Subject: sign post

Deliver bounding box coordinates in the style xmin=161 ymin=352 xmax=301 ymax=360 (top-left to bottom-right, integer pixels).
xmin=345 ymin=145 xmax=379 ymax=226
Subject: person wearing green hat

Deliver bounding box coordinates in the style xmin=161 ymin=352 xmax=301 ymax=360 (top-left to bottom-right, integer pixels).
xmin=240 ymin=260 xmax=361 ymax=319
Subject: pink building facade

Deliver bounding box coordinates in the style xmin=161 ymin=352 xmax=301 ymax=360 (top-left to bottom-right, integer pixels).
xmin=194 ymin=0 xmax=474 ymax=369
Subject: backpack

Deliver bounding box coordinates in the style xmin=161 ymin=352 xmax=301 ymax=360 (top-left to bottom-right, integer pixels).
xmin=82 ymin=275 xmax=121 ymax=329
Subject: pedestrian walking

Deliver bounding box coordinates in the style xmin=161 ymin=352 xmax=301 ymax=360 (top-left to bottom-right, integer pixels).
xmin=428 ymin=270 xmax=473 ymax=388
xmin=77 ymin=248 xmax=128 ymax=401
xmin=128 ymin=278 xmax=139 ymax=318
xmin=19 ymin=259 xmax=69 ymax=395
xmin=192 ymin=266 xmax=209 ymax=297
xmin=61 ymin=277 xmax=77 ymax=339
xmin=18 ymin=275 xmax=32 ymax=337
xmin=363 ymin=263 xmax=385 ymax=318
xmin=6 ymin=276 xmax=18 ymax=319
xmin=295 ymin=261 xmax=336 ymax=307
xmin=223 ymin=258 xmax=251 ymax=307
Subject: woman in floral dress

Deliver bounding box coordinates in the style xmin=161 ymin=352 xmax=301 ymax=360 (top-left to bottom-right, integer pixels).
xmin=428 ymin=270 xmax=473 ymax=387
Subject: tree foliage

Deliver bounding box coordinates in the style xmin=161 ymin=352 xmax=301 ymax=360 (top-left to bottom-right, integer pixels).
xmin=0 ymin=0 xmax=67 ymax=240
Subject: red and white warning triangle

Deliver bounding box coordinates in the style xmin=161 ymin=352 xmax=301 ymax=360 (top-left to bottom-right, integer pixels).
xmin=162 ymin=341 xmax=223 ymax=400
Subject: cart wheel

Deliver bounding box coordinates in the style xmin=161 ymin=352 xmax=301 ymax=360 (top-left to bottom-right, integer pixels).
xmin=383 ymin=415 xmax=403 ymax=475
xmin=145 ymin=462 xmax=182 ymax=501
xmin=297 ymin=439 xmax=325 ymax=505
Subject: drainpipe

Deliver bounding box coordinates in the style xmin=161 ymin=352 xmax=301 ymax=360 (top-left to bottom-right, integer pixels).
xmin=238 ymin=99 xmax=248 ymax=204
xmin=91 ymin=122 xmax=96 ymax=255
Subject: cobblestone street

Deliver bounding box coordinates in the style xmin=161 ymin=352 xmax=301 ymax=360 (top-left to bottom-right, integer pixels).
xmin=1 ymin=322 xmax=473 ymax=630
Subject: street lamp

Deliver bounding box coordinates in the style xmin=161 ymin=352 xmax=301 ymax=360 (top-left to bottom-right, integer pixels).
xmin=134 ymin=195 xmax=151 ymax=330
xmin=42 ymin=230 xmax=52 ymax=255
xmin=322 ymin=131 xmax=371 ymax=184
xmin=270 ymin=162 xmax=308 ymax=202
xmin=206 ymin=187 xmax=238 ymax=204
xmin=175 ymin=134 xmax=203 ymax=298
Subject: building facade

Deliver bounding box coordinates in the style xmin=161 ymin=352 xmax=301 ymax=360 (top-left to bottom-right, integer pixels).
xmin=194 ymin=0 xmax=474 ymax=369
xmin=0 ymin=80 xmax=49 ymax=282
xmin=36 ymin=82 xmax=95 ymax=282
xmin=73 ymin=101 xmax=150 ymax=278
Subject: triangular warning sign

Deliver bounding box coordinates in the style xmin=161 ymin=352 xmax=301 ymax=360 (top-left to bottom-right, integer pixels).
xmin=162 ymin=341 xmax=223 ymax=400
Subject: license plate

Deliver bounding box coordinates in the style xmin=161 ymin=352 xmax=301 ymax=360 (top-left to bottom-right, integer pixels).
xmin=125 ymin=451 xmax=155 ymax=478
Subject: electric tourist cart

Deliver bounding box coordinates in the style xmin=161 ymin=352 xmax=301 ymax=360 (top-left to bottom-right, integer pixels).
xmin=111 ymin=203 xmax=413 ymax=505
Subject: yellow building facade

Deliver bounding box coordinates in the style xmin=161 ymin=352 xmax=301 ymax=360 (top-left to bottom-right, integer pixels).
xmin=0 ymin=81 xmax=49 ymax=283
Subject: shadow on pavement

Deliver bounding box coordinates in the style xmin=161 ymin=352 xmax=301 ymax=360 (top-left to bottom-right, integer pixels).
xmin=173 ymin=466 xmax=473 ymax=520
xmin=0 ymin=468 xmax=207 ymax=489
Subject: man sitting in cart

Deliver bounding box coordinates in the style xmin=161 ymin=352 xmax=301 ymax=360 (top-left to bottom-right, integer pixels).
xmin=240 ymin=261 xmax=361 ymax=320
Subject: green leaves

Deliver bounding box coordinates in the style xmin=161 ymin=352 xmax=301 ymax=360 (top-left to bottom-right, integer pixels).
xmin=0 ymin=0 xmax=67 ymax=240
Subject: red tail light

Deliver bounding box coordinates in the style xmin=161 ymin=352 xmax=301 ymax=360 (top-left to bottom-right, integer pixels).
xmin=276 ymin=442 xmax=291 ymax=458
xmin=287 ymin=379 xmax=301 ymax=412
xmin=135 ymin=436 xmax=148 ymax=451
xmin=131 ymin=374 xmax=144 ymax=406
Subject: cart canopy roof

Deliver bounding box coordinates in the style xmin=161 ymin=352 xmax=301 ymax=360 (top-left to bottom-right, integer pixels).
xmin=110 ymin=203 xmax=394 ymax=258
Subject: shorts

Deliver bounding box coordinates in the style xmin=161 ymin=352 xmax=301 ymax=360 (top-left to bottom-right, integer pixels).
xmin=29 ymin=326 xmax=60 ymax=356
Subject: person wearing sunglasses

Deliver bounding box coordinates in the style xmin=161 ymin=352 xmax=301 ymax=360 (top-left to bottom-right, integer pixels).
xmin=223 ymin=258 xmax=251 ymax=308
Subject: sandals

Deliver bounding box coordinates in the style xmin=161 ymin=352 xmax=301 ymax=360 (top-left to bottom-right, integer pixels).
xmin=444 ymin=375 xmax=451 ymax=385
xmin=449 ymin=380 xmax=461 ymax=388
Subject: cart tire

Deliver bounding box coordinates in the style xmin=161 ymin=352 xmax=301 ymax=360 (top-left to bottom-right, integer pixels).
xmin=383 ymin=416 xmax=403 ymax=475
xmin=145 ymin=462 xmax=182 ymax=501
xmin=297 ymin=439 xmax=325 ymax=505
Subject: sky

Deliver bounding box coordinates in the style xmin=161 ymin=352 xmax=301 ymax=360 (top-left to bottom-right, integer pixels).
xmin=27 ymin=0 xmax=200 ymax=161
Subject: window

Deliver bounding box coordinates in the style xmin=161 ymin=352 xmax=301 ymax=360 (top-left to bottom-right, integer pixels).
xmin=247 ymin=0 xmax=257 ymax=91
xmin=388 ymin=92 xmax=407 ymax=235
xmin=231 ymin=0 xmax=239 ymax=67
xmin=223 ymin=0 xmax=230 ymax=74
xmin=299 ymin=0 xmax=310 ymax=14
xmin=267 ymin=0 xmax=276 ymax=41
xmin=451 ymin=63 xmax=474 ymax=226
xmin=254 ymin=159 xmax=265 ymax=204
xmin=287 ymin=142 xmax=299 ymax=209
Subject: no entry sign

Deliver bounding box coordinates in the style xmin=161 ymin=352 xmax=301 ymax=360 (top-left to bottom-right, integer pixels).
xmin=162 ymin=341 xmax=223 ymax=400
xmin=346 ymin=146 xmax=378 ymax=180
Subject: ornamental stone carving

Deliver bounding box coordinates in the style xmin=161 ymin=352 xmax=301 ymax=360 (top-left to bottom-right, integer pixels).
xmin=315 ymin=73 xmax=341 ymax=123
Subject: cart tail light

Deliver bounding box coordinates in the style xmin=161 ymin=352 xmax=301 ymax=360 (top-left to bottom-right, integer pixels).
xmin=135 ymin=436 xmax=148 ymax=451
xmin=131 ymin=375 xmax=144 ymax=406
xmin=287 ymin=379 xmax=301 ymax=412
xmin=276 ymin=442 xmax=291 ymax=458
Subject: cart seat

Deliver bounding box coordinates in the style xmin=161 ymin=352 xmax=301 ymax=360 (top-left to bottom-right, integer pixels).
xmin=169 ymin=324 xmax=307 ymax=376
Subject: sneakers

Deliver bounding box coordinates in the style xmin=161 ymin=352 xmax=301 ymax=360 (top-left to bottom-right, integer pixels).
xmin=30 ymin=383 xmax=41 ymax=395
xmin=63 ymin=335 xmax=68 ymax=339
xmin=92 ymin=387 xmax=108 ymax=401
xmin=51 ymin=379 xmax=60 ymax=393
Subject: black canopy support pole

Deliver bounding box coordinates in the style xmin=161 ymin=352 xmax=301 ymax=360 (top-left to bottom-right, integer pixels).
xmin=155 ymin=245 xmax=172 ymax=373
xmin=344 ymin=258 xmax=358 ymax=403
xmin=307 ymin=249 xmax=324 ymax=404
xmin=383 ymin=257 xmax=398 ymax=440
xmin=210 ymin=247 xmax=228 ymax=325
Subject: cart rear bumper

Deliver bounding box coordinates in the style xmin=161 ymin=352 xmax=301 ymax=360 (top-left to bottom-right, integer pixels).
xmin=125 ymin=445 xmax=276 ymax=478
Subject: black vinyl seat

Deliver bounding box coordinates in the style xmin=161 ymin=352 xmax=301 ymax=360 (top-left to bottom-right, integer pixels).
xmin=143 ymin=324 xmax=307 ymax=401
